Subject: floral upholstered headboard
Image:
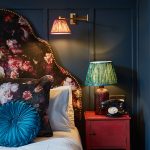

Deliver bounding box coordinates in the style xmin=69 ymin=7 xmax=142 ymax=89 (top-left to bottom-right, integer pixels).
xmin=0 ymin=9 xmax=82 ymax=123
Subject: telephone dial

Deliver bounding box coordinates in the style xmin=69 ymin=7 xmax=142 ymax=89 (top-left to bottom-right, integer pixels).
xmin=100 ymin=99 xmax=127 ymax=117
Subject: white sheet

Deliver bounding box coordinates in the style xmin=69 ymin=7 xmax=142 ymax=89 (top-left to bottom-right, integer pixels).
xmin=0 ymin=128 xmax=83 ymax=150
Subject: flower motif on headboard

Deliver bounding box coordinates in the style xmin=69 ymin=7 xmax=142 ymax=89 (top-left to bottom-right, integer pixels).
xmin=0 ymin=9 xmax=82 ymax=122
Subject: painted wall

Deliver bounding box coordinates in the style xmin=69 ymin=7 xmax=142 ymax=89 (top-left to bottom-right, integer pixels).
xmin=0 ymin=0 xmax=138 ymax=149
xmin=138 ymin=0 xmax=150 ymax=149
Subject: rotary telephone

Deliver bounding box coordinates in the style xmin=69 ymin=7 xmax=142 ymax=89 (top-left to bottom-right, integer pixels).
xmin=100 ymin=99 xmax=127 ymax=117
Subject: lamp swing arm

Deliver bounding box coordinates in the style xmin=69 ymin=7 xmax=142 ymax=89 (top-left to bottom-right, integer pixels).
xmin=70 ymin=14 xmax=88 ymax=21
xmin=57 ymin=14 xmax=88 ymax=22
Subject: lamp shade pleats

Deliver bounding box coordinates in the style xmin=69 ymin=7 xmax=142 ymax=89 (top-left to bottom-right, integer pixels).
xmin=50 ymin=17 xmax=71 ymax=34
xmin=85 ymin=61 xmax=117 ymax=86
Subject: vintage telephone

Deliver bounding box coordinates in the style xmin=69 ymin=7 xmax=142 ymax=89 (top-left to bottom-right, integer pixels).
xmin=100 ymin=99 xmax=127 ymax=117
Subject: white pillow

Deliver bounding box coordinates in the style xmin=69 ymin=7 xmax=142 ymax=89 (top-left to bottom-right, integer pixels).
xmin=48 ymin=86 xmax=75 ymax=131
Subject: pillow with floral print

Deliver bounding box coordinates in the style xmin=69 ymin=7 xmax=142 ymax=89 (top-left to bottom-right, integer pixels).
xmin=0 ymin=75 xmax=54 ymax=137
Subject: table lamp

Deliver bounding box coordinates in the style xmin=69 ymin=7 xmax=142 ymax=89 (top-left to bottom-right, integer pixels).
xmin=85 ymin=61 xmax=117 ymax=114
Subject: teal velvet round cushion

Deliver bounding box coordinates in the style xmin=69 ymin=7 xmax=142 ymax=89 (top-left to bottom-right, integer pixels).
xmin=0 ymin=101 xmax=40 ymax=147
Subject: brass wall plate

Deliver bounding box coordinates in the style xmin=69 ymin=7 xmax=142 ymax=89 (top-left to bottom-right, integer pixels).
xmin=70 ymin=13 xmax=76 ymax=25
xmin=70 ymin=13 xmax=88 ymax=25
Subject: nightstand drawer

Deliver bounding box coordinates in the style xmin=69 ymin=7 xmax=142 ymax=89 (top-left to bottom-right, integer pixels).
xmin=85 ymin=111 xmax=130 ymax=150
xmin=88 ymin=120 xmax=127 ymax=148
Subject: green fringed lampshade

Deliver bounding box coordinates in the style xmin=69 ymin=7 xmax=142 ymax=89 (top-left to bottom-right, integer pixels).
xmin=85 ymin=61 xmax=117 ymax=86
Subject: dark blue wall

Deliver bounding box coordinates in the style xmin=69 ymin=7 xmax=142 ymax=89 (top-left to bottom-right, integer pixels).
xmin=0 ymin=0 xmax=138 ymax=149
xmin=138 ymin=0 xmax=150 ymax=149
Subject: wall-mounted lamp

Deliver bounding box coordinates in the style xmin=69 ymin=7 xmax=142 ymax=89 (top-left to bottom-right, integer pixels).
xmin=50 ymin=16 xmax=71 ymax=34
xmin=50 ymin=13 xmax=88 ymax=34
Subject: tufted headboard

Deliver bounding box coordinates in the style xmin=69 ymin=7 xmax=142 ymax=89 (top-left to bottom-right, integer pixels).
xmin=0 ymin=9 xmax=82 ymax=124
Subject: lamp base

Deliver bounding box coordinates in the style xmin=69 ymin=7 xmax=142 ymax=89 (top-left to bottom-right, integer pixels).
xmin=95 ymin=86 xmax=109 ymax=115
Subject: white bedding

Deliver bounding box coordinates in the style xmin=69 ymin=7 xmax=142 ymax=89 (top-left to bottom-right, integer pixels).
xmin=0 ymin=128 xmax=83 ymax=150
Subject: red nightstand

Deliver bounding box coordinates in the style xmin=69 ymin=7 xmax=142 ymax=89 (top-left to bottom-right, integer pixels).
xmin=85 ymin=111 xmax=131 ymax=150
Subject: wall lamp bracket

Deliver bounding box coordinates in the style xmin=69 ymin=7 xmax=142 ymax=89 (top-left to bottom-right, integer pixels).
xmin=70 ymin=13 xmax=88 ymax=25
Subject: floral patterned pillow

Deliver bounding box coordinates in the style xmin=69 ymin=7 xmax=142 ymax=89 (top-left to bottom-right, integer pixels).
xmin=0 ymin=75 xmax=54 ymax=137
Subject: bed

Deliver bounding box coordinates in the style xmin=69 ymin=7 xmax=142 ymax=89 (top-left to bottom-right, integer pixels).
xmin=0 ymin=128 xmax=82 ymax=150
xmin=0 ymin=9 xmax=83 ymax=150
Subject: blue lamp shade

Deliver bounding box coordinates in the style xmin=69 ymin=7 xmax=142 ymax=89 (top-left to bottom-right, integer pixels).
xmin=85 ymin=61 xmax=117 ymax=86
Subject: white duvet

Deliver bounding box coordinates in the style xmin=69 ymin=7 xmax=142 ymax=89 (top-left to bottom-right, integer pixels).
xmin=0 ymin=128 xmax=83 ymax=150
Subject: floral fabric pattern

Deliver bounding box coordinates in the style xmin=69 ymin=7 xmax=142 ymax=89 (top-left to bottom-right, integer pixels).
xmin=0 ymin=82 xmax=19 ymax=104
xmin=22 ymin=91 xmax=33 ymax=100
xmin=0 ymin=9 xmax=82 ymax=122
xmin=0 ymin=75 xmax=53 ymax=137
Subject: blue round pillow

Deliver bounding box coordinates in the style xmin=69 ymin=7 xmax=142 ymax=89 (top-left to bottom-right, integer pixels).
xmin=0 ymin=100 xmax=40 ymax=147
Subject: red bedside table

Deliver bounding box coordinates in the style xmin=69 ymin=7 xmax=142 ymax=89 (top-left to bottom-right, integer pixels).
xmin=85 ymin=111 xmax=131 ymax=150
